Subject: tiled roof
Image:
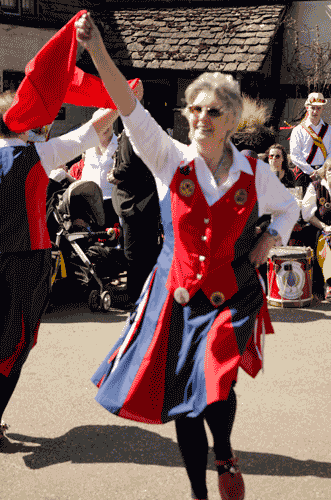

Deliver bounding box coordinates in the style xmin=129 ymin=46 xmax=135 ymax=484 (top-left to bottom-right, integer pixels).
xmin=103 ymin=3 xmax=287 ymax=72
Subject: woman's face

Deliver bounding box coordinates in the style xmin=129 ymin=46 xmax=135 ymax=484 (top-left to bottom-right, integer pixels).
xmin=268 ymin=148 xmax=284 ymax=172
xmin=187 ymin=90 xmax=235 ymax=150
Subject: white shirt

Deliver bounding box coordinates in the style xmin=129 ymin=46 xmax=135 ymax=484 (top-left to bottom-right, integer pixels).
xmin=301 ymin=178 xmax=331 ymax=221
xmin=122 ymin=101 xmax=299 ymax=245
xmin=290 ymin=118 xmax=331 ymax=175
xmin=81 ymin=134 xmax=118 ymax=200
xmin=0 ymin=121 xmax=99 ymax=177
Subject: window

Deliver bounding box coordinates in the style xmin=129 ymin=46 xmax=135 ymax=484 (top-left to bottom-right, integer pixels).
xmin=1 ymin=0 xmax=36 ymax=15
xmin=1 ymin=0 xmax=19 ymax=13
xmin=3 ymin=70 xmax=25 ymax=92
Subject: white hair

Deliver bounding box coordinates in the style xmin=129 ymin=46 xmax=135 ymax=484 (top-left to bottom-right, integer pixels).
xmin=183 ymin=72 xmax=242 ymax=127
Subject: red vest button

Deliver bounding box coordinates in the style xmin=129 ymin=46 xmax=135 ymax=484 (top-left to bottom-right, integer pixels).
xmin=174 ymin=287 xmax=190 ymax=305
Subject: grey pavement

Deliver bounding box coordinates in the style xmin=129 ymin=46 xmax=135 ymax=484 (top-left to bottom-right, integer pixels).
xmin=1 ymin=298 xmax=331 ymax=500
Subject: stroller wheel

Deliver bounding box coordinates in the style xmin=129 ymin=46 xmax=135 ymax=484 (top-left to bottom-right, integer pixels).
xmin=88 ymin=290 xmax=100 ymax=312
xmin=101 ymin=291 xmax=112 ymax=311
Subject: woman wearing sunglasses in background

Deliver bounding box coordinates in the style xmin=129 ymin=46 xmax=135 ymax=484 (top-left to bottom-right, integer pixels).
xmin=266 ymin=143 xmax=295 ymax=188
xmin=256 ymin=144 xmax=295 ymax=234
xmin=76 ymin=13 xmax=298 ymax=500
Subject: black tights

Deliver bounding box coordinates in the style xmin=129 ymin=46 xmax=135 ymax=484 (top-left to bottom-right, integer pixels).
xmin=0 ymin=369 xmax=22 ymax=422
xmin=175 ymin=387 xmax=237 ymax=499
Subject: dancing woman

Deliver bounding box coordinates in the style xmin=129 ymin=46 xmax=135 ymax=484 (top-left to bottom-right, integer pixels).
xmin=76 ymin=13 xmax=298 ymax=500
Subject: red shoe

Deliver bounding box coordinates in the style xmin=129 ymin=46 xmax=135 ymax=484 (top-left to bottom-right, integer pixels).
xmin=325 ymin=286 xmax=331 ymax=301
xmin=0 ymin=421 xmax=9 ymax=439
xmin=215 ymin=455 xmax=245 ymax=500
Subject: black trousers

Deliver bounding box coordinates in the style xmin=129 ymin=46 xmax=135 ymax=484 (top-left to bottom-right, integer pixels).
xmin=121 ymin=212 xmax=161 ymax=302
xmin=0 ymin=249 xmax=51 ymax=420
xmin=103 ymin=199 xmax=119 ymax=229
xmin=175 ymin=388 xmax=237 ymax=499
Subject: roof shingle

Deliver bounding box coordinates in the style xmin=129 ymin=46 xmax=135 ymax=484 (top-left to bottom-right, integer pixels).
xmin=102 ymin=3 xmax=286 ymax=72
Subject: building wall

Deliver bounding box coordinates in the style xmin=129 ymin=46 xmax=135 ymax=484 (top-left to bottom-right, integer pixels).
xmin=0 ymin=24 xmax=57 ymax=78
xmin=281 ymin=1 xmax=331 ymax=86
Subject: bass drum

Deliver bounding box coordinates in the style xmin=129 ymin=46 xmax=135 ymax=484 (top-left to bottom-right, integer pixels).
xmin=267 ymin=246 xmax=313 ymax=308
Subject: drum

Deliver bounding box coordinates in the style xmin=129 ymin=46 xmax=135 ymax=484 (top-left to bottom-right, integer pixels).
xmin=267 ymin=246 xmax=313 ymax=307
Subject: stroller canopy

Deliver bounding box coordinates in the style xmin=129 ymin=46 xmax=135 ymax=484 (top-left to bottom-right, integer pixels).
xmin=58 ymin=180 xmax=105 ymax=229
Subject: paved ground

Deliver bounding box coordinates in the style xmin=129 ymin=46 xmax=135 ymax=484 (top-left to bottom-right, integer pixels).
xmin=2 ymin=295 xmax=331 ymax=500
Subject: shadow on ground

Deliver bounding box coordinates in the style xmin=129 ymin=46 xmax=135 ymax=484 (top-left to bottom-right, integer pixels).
xmin=268 ymin=301 xmax=331 ymax=323
xmin=42 ymin=301 xmax=128 ymax=324
xmin=8 ymin=425 xmax=331 ymax=477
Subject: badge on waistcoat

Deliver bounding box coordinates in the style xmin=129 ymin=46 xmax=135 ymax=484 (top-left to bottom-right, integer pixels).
xmin=210 ymin=291 xmax=225 ymax=307
xmin=234 ymin=189 xmax=247 ymax=205
xmin=179 ymin=179 xmax=195 ymax=197
xmin=320 ymin=197 xmax=326 ymax=205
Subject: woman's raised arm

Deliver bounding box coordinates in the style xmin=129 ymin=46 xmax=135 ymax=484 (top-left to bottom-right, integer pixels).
xmin=75 ymin=12 xmax=141 ymax=117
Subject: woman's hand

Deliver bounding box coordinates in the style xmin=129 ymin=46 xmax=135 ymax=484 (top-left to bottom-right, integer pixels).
xmin=250 ymin=233 xmax=278 ymax=268
xmin=75 ymin=12 xmax=102 ymax=51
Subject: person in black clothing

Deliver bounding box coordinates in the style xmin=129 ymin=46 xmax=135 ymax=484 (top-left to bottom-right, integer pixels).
xmin=109 ymin=129 xmax=162 ymax=306
xmin=302 ymin=158 xmax=331 ymax=301
xmin=266 ymin=143 xmax=295 ymax=188
xmin=0 ymin=90 xmax=118 ymax=450
xmin=255 ymin=144 xmax=295 ymax=238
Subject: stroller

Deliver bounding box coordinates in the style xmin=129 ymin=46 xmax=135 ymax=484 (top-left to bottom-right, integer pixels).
xmin=46 ymin=173 xmax=127 ymax=312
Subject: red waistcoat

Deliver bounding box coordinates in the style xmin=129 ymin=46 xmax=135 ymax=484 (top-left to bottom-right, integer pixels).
xmin=166 ymin=158 xmax=258 ymax=307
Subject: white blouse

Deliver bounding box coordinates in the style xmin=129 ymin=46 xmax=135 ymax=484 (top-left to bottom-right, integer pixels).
xmin=122 ymin=100 xmax=299 ymax=245
xmin=81 ymin=134 xmax=118 ymax=200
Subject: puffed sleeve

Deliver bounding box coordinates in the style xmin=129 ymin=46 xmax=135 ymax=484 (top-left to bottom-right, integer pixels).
xmin=35 ymin=121 xmax=99 ymax=176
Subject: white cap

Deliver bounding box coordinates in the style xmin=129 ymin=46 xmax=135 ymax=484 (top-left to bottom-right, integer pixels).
xmin=305 ymin=92 xmax=327 ymax=106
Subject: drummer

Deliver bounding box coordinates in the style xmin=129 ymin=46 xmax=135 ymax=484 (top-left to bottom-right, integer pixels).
xmin=302 ymin=158 xmax=331 ymax=301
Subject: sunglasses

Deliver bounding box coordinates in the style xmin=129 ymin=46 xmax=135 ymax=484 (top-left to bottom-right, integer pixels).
xmin=188 ymin=105 xmax=224 ymax=118
xmin=269 ymin=154 xmax=281 ymax=159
